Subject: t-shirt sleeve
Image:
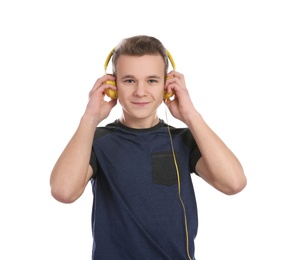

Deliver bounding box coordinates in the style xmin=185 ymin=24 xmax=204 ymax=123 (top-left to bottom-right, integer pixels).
xmin=181 ymin=128 xmax=202 ymax=175
xmin=90 ymin=148 xmax=98 ymax=179
xmin=190 ymin=147 xmax=202 ymax=175
xmin=89 ymin=126 xmax=115 ymax=179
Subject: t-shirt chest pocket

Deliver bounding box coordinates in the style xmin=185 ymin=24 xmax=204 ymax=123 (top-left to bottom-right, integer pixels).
xmin=151 ymin=152 xmax=180 ymax=186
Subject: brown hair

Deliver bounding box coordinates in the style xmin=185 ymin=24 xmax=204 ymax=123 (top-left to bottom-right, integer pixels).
xmin=111 ymin=35 xmax=169 ymax=77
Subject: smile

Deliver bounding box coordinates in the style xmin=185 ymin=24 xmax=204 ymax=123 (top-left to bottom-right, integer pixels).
xmin=131 ymin=102 xmax=150 ymax=107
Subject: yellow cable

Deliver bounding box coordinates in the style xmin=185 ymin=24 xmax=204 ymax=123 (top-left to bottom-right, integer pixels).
xmin=165 ymin=108 xmax=193 ymax=260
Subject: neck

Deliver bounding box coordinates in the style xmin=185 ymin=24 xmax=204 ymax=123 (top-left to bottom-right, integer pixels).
xmin=119 ymin=115 xmax=160 ymax=129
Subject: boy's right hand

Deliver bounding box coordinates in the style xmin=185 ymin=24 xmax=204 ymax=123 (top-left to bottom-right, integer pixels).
xmin=84 ymin=74 xmax=117 ymax=123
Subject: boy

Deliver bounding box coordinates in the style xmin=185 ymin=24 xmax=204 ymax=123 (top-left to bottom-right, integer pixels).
xmin=50 ymin=35 xmax=246 ymax=259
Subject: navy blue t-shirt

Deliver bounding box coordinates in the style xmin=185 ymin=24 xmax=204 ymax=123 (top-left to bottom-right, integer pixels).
xmin=90 ymin=119 xmax=201 ymax=259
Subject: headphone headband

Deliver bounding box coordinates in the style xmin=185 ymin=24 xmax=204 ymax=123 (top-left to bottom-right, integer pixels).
xmin=104 ymin=48 xmax=176 ymax=74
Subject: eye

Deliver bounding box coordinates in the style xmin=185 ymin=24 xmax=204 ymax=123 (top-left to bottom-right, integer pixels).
xmin=124 ymin=79 xmax=135 ymax=83
xmin=148 ymin=79 xmax=158 ymax=84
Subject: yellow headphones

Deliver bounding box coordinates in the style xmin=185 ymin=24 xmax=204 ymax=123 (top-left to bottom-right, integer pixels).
xmin=103 ymin=49 xmax=176 ymax=100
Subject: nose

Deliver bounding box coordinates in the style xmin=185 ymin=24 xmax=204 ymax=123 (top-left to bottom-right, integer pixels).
xmin=134 ymin=81 xmax=147 ymax=97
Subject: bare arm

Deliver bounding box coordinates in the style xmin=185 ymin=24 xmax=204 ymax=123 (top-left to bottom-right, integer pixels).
xmin=50 ymin=75 xmax=117 ymax=203
xmin=165 ymin=71 xmax=247 ymax=195
xmin=50 ymin=116 xmax=98 ymax=203
xmin=185 ymin=111 xmax=246 ymax=195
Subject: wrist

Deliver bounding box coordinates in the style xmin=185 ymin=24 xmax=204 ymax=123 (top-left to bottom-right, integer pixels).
xmin=80 ymin=114 xmax=101 ymax=129
xmin=183 ymin=109 xmax=202 ymax=127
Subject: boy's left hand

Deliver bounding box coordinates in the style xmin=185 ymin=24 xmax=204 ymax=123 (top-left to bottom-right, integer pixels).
xmin=164 ymin=70 xmax=196 ymax=124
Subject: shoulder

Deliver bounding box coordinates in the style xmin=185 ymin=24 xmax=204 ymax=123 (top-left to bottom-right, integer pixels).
xmin=169 ymin=126 xmax=195 ymax=144
xmin=93 ymin=120 xmax=119 ymax=140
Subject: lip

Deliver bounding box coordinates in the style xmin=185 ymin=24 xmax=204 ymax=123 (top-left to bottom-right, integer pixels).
xmin=131 ymin=101 xmax=150 ymax=107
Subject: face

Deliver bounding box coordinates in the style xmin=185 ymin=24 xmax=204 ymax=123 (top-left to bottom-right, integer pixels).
xmin=115 ymin=54 xmax=165 ymax=128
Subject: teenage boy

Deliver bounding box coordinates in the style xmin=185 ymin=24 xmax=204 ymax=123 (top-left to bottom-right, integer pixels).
xmin=50 ymin=35 xmax=246 ymax=260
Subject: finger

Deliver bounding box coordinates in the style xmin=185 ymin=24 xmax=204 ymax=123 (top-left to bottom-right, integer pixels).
xmin=104 ymin=74 xmax=116 ymax=82
xmin=167 ymin=71 xmax=185 ymax=84
xmin=107 ymin=97 xmax=118 ymax=107
xmin=90 ymin=76 xmax=115 ymax=96
xmin=91 ymin=78 xmax=104 ymax=93
xmin=165 ymin=75 xmax=178 ymax=94
xmin=167 ymin=70 xmax=176 ymax=78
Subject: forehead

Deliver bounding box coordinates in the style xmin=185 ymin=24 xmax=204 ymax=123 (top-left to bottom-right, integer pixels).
xmin=116 ymin=54 xmax=165 ymax=76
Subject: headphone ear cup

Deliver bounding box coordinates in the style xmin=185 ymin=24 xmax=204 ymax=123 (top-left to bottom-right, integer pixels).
xmin=105 ymin=89 xmax=118 ymax=99
xmin=105 ymin=81 xmax=118 ymax=99
xmin=164 ymin=75 xmax=174 ymax=100
xmin=164 ymin=90 xmax=174 ymax=100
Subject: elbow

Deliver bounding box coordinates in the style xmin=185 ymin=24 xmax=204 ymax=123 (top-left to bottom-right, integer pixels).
xmin=50 ymin=184 xmax=80 ymax=204
xmin=222 ymin=171 xmax=247 ymax=195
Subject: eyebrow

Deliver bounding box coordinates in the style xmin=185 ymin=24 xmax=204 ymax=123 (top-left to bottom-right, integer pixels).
xmin=121 ymin=75 xmax=162 ymax=80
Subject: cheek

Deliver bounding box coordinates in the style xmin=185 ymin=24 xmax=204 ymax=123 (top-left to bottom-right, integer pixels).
xmin=155 ymin=87 xmax=165 ymax=97
xmin=117 ymin=85 xmax=132 ymax=95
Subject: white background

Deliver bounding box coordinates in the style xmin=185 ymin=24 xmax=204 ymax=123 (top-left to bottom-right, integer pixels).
xmin=1 ymin=0 xmax=292 ymax=259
